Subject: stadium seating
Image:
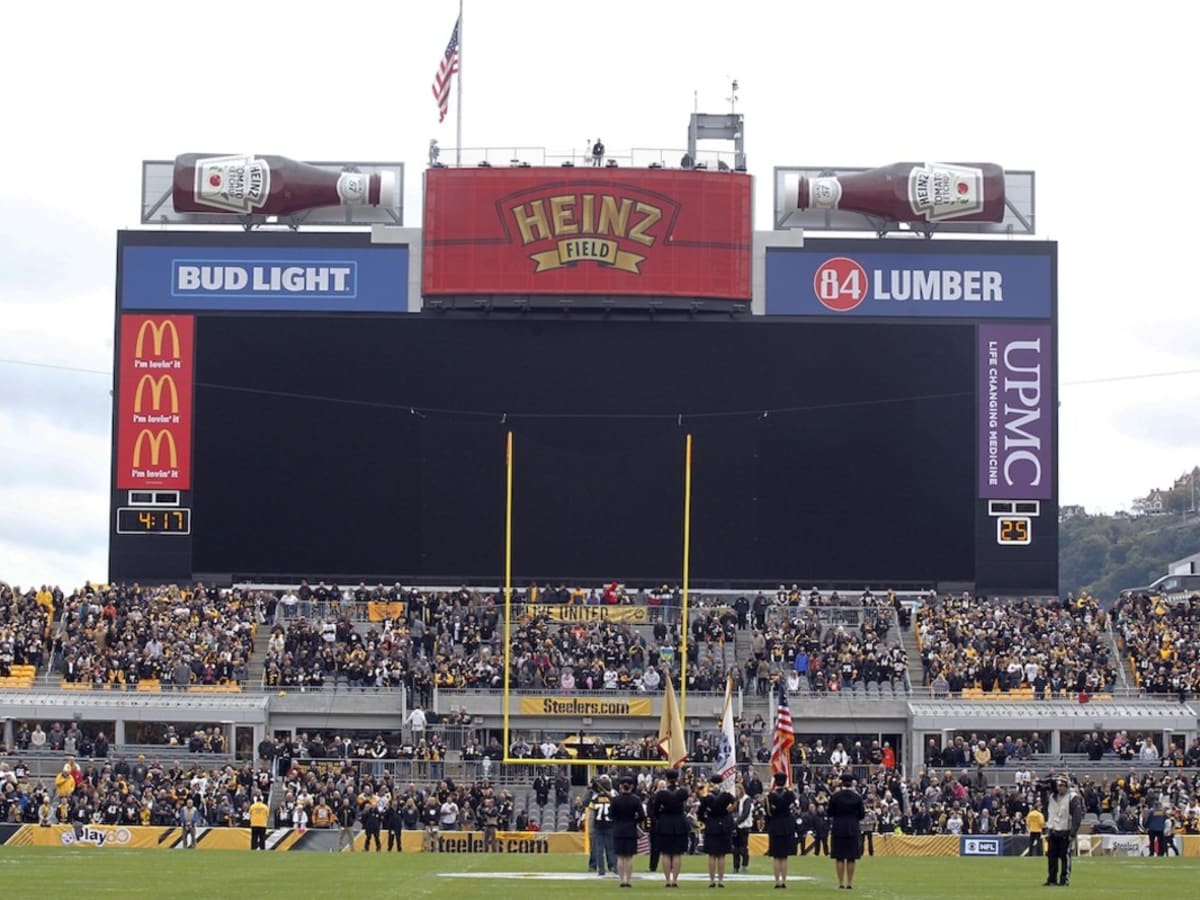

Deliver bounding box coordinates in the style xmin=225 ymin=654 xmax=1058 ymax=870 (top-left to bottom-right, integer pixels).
xmin=916 ymin=594 xmax=1116 ymax=696
xmin=1113 ymin=595 xmax=1200 ymax=696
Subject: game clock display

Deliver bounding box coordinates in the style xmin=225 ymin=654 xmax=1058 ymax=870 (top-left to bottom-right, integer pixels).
xmin=996 ymin=516 xmax=1031 ymax=546
xmin=116 ymin=507 xmax=191 ymax=535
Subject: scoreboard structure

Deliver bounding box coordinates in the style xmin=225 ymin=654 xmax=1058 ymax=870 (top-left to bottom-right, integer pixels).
xmin=761 ymin=237 xmax=1057 ymax=593
xmin=110 ymin=164 xmax=1057 ymax=594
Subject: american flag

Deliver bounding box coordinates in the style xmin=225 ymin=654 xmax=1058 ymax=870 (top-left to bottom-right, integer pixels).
xmin=769 ymin=692 xmax=795 ymax=786
xmin=431 ymin=16 xmax=461 ymax=123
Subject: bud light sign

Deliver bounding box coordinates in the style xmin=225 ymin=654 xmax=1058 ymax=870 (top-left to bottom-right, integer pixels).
xmin=979 ymin=324 xmax=1053 ymax=499
xmin=120 ymin=241 xmax=409 ymax=312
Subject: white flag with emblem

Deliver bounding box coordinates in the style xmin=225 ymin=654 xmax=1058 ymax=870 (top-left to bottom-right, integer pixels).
xmin=715 ymin=675 xmax=737 ymax=791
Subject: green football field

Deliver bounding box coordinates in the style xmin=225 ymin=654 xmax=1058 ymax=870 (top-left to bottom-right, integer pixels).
xmin=0 ymin=849 xmax=1195 ymax=898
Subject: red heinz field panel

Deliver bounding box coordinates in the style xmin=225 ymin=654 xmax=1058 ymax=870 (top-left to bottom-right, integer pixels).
xmin=422 ymin=167 xmax=751 ymax=300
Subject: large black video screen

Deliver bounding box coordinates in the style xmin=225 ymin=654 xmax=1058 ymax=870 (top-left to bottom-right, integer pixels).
xmin=191 ymin=316 xmax=975 ymax=585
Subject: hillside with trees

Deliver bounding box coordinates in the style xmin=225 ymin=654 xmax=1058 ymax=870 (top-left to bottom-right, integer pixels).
xmin=1059 ymin=466 xmax=1199 ymax=598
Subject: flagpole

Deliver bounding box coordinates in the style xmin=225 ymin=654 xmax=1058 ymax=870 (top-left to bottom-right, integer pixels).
xmin=501 ymin=431 xmax=512 ymax=757
xmin=680 ymin=433 xmax=692 ymax=721
xmin=455 ymin=0 xmax=463 ymax=166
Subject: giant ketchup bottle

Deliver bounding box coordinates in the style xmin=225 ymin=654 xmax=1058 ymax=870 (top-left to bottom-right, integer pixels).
xmin=783 ymin=162 xmax=1006 ymax=223
xmin=172 ymin=153 xmax=397 ymax=216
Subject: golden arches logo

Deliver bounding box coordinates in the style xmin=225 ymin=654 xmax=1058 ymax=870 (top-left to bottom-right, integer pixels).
xmin=134 ymin=319 xmax=181 ymax=359
xmin=131 ymin=429 xmax=178 ymax=468
xmin=132 ymin=374 xmax=179 ymax=414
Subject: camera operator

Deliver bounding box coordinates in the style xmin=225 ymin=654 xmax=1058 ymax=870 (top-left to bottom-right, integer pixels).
xmin=1039 ymin=775 xmax=1083 ymax=886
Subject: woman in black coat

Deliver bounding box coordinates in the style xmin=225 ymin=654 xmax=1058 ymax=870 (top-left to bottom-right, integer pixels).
xmin=611 ymin=776 xmax=648 ymax=888
xmin=698 ymin=774 xmax=736 ymax=887
xmin=828 ymin=773 xmax=866 ymax=889
xmin=652 ymin=769 xmax=691 ymax=887
xmin=765 ymin=772 xmax=798 ymax=889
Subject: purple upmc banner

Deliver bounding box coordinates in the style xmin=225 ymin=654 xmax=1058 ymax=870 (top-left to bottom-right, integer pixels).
xmin=979 ymin=324 xmax=1053 ymax=499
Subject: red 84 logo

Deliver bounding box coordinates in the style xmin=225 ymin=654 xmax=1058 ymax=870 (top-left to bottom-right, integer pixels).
xmin=812 ymin=257 xmax=868 ymax=312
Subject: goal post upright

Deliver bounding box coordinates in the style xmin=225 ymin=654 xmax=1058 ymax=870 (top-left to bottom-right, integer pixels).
xmin=499 ymin=431 xmax=698 ymax=769
xmin=502 ymin=430 xmax=514 ymax=761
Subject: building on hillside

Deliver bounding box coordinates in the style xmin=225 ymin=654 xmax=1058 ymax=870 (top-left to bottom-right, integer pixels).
xmin=1131 ymin=491 xmax=1166 ymax=517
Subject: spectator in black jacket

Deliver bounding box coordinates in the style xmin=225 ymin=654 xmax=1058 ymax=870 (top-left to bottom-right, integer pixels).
xmin=361 ymin=801 xmax=382 ymax=851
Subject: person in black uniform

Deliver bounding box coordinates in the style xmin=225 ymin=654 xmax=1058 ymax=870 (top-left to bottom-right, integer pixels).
xmin=612 ymin=776 xmax=648 ymax=888
xmin=698 ymin=775 xmax=736 ymax=887
xmin=647 ymin=777 xmax=665 ymax=873
xmin=653 ymin=769 xmax=691 ymax=887
xmin=384 ymin=797 xmax=404 ymax=852
xmin=732 ymin=783 xmax=754 ymax=874
xmin=766 ymin=772 xmax=798 ymax=889
xmin=361 ymin=801 xmax=383 ymax=852
xmin=828 ymin=773 xmax=866 ymax=889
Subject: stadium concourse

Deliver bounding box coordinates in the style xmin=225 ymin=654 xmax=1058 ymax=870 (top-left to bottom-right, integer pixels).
xmin=1 ymin=580 xmax=1199 ymax=847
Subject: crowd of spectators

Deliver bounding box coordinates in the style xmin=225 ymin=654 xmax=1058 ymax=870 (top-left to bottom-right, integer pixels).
xmin=916 ymin=593 xmax=1117 ymax=697
xmin=1113 ymin=594 xmax=1200 ymax=697
xmin=6 ymin=721 xmax=229 ymax=756
xmin=0 ymin=583 xmax=54 ymax=676
xmin=52 ymin=583 xmax=257 ymax=690
xmin=258 ymin=731 xmax=450 ymax=777
xmin=6 ymin=724 xmax=1200 ymax=840
xmin=748 ymin=602 xmax=909 ymax=697
xmin=258 ymin=582 xmax=918 ymax=707
xmin=270 ymin=759 xmax=546 ymax=834
xmin=12 ymin=577 xmax=1200 ymax=713
xmin=0 ymin=754 xmax=272 ymax=828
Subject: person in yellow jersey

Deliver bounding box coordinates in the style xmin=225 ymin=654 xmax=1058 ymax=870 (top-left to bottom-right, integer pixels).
xmin=249 ymin=793 xmax=270 ymax=850
xmin=1026 ymin=805 xmax=1045 ymax=857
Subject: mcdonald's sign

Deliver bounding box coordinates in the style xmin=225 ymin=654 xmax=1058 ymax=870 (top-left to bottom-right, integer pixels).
xmin=116 ymin=315 xmax=193 ymax=489
xmin=133 ymin=374 xmax=179 ymax=414
xmin=130 ymin=429 xmax=179 ymax=469
xmin=134 ymin=318 xmax=182 ymax=358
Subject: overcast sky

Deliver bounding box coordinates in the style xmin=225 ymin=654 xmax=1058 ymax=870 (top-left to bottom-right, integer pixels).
xmin=1 ymin=0 xmax=1197 ymax=589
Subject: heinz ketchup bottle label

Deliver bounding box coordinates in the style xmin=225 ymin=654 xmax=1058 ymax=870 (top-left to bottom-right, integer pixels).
xmin=335 ymin=173 xmax=369 ymax=205
xmin=907 ymin=163 xmax=985 ymax=221
xmin=807 ymin=176 xmax=843 ymax=210
xmin=193 ymin=154 xmax=271 ymax=213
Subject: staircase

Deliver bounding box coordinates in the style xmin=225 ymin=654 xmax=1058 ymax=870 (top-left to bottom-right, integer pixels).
xmin=245 ymin=627 xmax=274 ymax=688
xmin=1106 ymin=619 xmax=1134 ymax=692
xmin=895 ymin=623 xmax=925 ymax=695
xmin=735 ymin=627 xmax=771 ymax=722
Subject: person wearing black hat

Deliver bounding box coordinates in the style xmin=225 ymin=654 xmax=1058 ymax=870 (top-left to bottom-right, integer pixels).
xmin=612 ymin=776 xmax=648 ymax=888
xmin=828 ymin=773 xmax=865 ymax=889
xmin=765 ymin=771 xmax=798 ymax=889
xmin=653 ymin=769 xmax=691 ymax=887
xmin=698 ymin=775 xmax=736 ymax=887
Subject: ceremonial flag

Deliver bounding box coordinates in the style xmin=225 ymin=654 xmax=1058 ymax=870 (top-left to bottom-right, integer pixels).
xmin=715 ymin=676 xmax=737 ymax=791
xmin=657 ymin=676 xmax=688 ymax=768
xmin=769 ymin=691 xmax=795 ymax=786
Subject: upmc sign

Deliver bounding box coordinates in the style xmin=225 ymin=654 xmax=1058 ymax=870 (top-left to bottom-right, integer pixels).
xmin=421 ymin=167 xmax=752 ymax=300
xmin=978 ymin=323 xmax=1053 ymax=500
xmin=115 ymin=315 xmax=193 ymax=489
xmin=765 ymin=241 xmax=1053 ymax=318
